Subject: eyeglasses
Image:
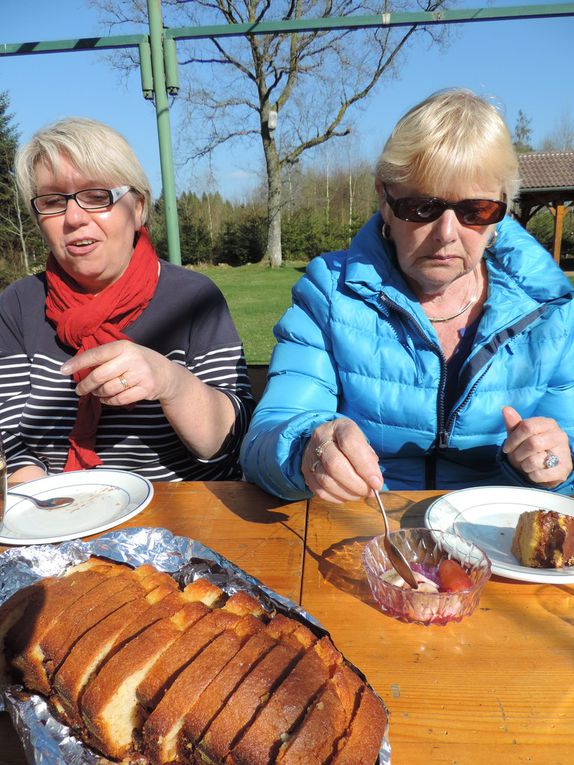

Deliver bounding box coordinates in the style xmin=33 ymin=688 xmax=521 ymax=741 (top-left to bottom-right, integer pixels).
xmin=384 ymin=185 xmax=507 ymax=226
xmin=31 ymin=186 xmax=132 ymax=216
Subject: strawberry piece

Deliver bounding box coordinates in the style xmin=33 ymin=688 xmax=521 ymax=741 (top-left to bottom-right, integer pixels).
xmin=438 ymin=559 xmax=473 ymax=592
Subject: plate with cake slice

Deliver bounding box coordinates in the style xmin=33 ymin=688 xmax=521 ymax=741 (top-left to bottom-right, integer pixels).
xmin=0 ymin=469 xmax=153 ymax=545
xmin=424 ymin=486 xmax=574 ymax=583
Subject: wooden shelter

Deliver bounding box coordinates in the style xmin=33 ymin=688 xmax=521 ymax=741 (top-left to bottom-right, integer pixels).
xmin=516 ymin=151 xmax=574 ymax=266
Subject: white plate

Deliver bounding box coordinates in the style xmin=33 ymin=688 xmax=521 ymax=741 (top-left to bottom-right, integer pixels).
xmin=0 ymin=469 xmax=153 ymax=545
xmin=424 ymin=486 xmax=574 ymax=583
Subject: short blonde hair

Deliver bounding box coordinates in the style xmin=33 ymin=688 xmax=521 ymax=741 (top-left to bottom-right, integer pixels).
xmin=375 ymin=88 xmax=519 ymax=204
xmin=15 ymin=117 xmax=152 ymax=224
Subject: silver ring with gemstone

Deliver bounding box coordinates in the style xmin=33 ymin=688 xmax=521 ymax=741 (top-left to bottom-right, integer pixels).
xmin=543 ymin=451 xmax=560 ymax=469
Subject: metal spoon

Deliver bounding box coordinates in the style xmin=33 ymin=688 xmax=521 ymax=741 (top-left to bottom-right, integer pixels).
xmin=7 ymin=491 xmax=75 ymax=509
xmin=373 ymin=489 xmax=419 ymax=590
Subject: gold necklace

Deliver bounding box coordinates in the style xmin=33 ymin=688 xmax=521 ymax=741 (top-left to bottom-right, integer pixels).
xmin=427 ymin=267 xmax=480 ymax=324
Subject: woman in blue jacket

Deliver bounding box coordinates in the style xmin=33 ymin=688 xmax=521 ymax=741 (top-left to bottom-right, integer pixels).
xmin=241 ymin=88 xmax=574 ymax=502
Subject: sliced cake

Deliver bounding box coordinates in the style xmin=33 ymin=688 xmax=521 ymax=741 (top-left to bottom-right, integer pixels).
xmin=512 ymin=509 xmax=574 ymax=568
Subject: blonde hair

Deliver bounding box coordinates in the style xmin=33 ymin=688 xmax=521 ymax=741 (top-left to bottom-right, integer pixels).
xmin=375 ymin=88 xmax=520 ymax=203
xmin=15 ymin=117 xmax=152 ymax=224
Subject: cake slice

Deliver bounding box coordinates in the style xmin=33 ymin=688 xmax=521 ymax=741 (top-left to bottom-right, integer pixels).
xmin=178 ymin=629 xmax=277 ymax=761
xmin=195 ymin=616 xmax=317 ymax=763
xmin=142 ymin=614 xmax=263 ymax=764
xmin=0 ymin=583 xmax=45 ymax=690
xmin=512 ymin=509 xmax=574 ymax=568
xmin=330 ymin=683 xmax=387 ymax=764
xmin=264 ymin=614 xmax=316 ymax=652
xmin=52 ymin=571 xmax=178 ymax=727
xmin=136 ymin=605 xmax=242 ymax=712
xmin=222 ymin=590 xmax=267 ymax=618
xmin=276 ymin=664 xmax=363 ymax=765
xmin=87 ymin=577 xmax=218 ymax=668
xmin=135 ymin=589 xmax=263 ymax=717
xmin=228 ymin=636 xmax=343 ymax=765
xmin=40 ymin=572 xmax=144 ymax=677
xmin=80 ymin=600 xmax=210 ymax=759
xmin=5 ymin=560 xmax=119 ymax=694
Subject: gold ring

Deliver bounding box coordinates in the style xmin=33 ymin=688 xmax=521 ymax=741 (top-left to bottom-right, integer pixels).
xmin=118 ymin=375 xmax=130 ymax=391
xmin=314 ymin=437 xmax=334 ymax=459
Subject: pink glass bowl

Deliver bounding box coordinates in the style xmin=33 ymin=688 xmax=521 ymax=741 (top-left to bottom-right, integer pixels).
xmin=362 ymin=527 xmax=491 ymax=626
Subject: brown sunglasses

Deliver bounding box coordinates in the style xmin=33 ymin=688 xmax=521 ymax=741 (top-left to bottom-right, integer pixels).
xmin=384 ymin=185 xmax=507 ymax=227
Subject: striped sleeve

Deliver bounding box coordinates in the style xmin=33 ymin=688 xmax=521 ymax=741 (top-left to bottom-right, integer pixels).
xmin=0 ymin=351 xmax=48 ymax=473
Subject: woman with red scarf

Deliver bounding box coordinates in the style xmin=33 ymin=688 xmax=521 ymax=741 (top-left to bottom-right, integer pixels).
xmin=0 ymin=117 xmax=253 ymax=483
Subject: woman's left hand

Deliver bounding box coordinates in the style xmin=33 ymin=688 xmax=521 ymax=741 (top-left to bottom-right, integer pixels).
xmin=60 ymin=340 xmax=176 ymax=406
xmin=502 ymin=406 xmax=573 ymax=488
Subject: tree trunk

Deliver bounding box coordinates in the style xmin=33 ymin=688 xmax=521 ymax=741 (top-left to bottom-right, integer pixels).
xmin=263 ymin=136 xmax=283 ymax=267
xmin=206 ymin=193 xmax=214 ymax=248
xmin=348 ymin=163 xmax=354 ymax=245
xmin=325 ymin=154 xmax=330 ymax=227
xmin=14 ymin=192 xmax=29 ymax=272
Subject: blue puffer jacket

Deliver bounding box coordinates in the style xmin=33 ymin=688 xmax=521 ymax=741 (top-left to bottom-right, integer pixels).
xmin=240 ymin=214 xmax=574 ymax=499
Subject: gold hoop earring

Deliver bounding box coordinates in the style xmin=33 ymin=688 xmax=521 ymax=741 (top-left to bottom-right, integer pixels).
xmin=486 ymin=229 xmax=498 ymax=249
xmin=381 ymin=222 xmax=392 ymax=241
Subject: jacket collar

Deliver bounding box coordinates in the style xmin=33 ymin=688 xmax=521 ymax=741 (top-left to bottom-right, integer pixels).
xmin=343 ymin=213 xmax=572 ymax=337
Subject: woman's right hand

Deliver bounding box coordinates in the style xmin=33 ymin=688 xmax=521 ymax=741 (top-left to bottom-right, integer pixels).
xmin=302 ymin=418 xmax=383 ymax=503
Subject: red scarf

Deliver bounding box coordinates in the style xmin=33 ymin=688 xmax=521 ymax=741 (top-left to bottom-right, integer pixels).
xmin=45 ymin=228 xmax=159 ymax=471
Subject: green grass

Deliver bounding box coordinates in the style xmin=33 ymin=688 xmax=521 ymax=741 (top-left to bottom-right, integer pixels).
xmin=197 ymin=266 xmax=574 ymax=365
xmin=195 ymin=262 xmax=308 ymax=364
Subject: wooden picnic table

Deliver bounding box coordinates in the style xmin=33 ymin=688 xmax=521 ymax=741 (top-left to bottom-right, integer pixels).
xmin=1 ymin=482 xmax=573 ymax=765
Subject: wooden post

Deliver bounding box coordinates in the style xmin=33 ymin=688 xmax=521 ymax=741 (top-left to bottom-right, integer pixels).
xmin=518 ymin=202 xmax=531 ymax=228
xmin=553 ymin=203 xmax=565 ymax=265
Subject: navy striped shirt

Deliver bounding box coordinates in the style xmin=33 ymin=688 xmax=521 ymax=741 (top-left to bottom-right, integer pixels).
xmin=0 ymin=262 xmax=254 ymax=481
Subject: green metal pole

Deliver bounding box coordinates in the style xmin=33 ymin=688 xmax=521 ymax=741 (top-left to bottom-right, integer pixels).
xmin=147 ymin=0 xmax=181 ymax=265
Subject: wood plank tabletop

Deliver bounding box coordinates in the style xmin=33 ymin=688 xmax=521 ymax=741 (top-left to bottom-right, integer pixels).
xmin=2 ymin=482 xmax=573 ymax=764
xmin=303 ymin=491 xmax=574 ymax=765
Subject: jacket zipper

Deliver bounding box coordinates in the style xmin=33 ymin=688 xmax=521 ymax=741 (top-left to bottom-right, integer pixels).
xmin=378 ymin=293 xmax=449 ymax=463
xmin=379 ymin=291 xmax=551 ymax=441
xmin=378 ymin=292 xmax=548 ymax=488
xmin=442 ymin=306 xmax=549 ymax=442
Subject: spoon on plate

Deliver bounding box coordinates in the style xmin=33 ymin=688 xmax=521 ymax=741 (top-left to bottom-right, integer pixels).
xmin=373 ymin=489 xmax=419 ymax=590
xmin=7 ymin=491 xmax=75 ymax=509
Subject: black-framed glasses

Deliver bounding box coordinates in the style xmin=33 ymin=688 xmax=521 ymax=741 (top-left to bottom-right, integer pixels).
xmin=384 ymin=185 xmax=507 ymax=226
xmin=31 ymin=186 xmax=132 ymax=216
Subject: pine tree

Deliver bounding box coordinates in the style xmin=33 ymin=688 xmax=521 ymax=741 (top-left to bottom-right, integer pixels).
xmin=513 ymin=110 xmax=534 ymax=153
xmin=0 ymin=92 xmax=19 ymax=247
xmin=0 ymin=91 xmax=44 ymax=285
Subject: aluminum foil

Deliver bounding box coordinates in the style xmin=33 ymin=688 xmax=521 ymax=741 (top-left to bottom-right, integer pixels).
xmin=0 ymin=525 xmax=391 ymax=765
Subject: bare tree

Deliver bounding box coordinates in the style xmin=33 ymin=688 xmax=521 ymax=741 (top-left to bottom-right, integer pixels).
xmin=540 ymin=111 xmax=574 ymax=151
xmin=0 ymin=169 xmax=30 ymax=271
xmin=92 ymin=0 xmax=450 ymax=266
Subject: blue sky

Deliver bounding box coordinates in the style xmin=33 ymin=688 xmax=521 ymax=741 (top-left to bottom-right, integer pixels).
xmin=2 ymin=1 xmax=572 ymax=200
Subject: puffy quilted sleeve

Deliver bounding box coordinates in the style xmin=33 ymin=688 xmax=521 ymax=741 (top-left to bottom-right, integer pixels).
xmin=494 ymin=216 xmax=574 ymax=493
xmin=240 ymin=255 xmax=346 ymax=500
xmin=499 ymin=298 xmax=574 ymax=494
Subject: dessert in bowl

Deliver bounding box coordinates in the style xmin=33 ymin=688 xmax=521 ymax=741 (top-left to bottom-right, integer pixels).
xmin=362 ymin=528 xmax=491 ymax=626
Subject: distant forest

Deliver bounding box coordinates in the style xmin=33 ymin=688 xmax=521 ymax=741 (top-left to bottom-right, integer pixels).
xmin=0 ymin=90 xmax=572 ymax=290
